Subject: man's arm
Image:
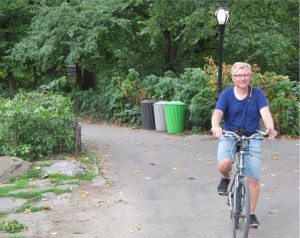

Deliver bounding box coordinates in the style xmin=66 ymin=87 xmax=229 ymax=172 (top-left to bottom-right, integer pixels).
xmin=211 ymin=109 xmax=223 ymax=137
xmin=260 ymin=106 xmax=278 ymax=140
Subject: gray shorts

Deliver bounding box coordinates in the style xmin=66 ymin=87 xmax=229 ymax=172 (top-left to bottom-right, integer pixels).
xmin=217 ymin=136 xmax=262 ymax=180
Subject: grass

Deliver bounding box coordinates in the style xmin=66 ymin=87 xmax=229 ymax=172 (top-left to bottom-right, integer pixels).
xmin=1 ymin=188 xmax=72 ymax=202
xmin=0 ymin=181 xmax=34 ymax=196
xmin=0 ymin=219 xmax=27 ymax=233
xmin=15 ymin=204 xmax=47 ymax=213
xmin=3 ymin=236 xmax=27 ymax=238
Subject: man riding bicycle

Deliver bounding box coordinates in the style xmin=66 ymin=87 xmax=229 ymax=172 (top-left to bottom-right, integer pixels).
xmin=211 ymin=62 xmax=277 ymax=228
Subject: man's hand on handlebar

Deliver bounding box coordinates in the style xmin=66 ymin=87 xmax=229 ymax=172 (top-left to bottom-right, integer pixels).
xmin=266 ymin=128 xmax=278 ymax=141
xmin=211 ymin=126 xmax=223 ymax=138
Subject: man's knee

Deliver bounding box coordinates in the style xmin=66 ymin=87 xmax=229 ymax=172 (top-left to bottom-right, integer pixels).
xmin=247 ymin=176 xmax=260 ymax=187
xmin=218 ymin=158 xmax=233 ymax=170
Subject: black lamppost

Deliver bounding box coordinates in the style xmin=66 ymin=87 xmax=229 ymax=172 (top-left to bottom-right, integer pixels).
xmin=215 ymin=5 xmax=230 ymax=95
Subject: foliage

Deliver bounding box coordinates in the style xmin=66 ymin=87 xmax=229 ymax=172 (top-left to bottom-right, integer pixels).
xmin=0 ymin=219 xmax=27 ymax=233
xmin=0 ymin=0 xmax=33 ymax=70
xmin=175 ymin=68 xmax=212 ymax=104
xmin=73 ymin=69 xmax=144 ymax=125
xmin=252 ymin=74 xmax=299 ymax=136
xmin=182 ymin=69 xmax=216 ymax=132
xmin=73 ymin=88 xmax=107 ymax=120
xmin=224 ymin=0 xmax=299 ymax=81
xmin=10 ymin=0 xmax=131 ymax=74
xmin=0 ymin=91 xmax=76 ymax=160
xmin=2 ymin=0 xmax=296 ymax=97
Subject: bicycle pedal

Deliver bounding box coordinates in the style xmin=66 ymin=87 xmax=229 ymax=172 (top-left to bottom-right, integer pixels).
xmin=218 ymin=192 xmax=229 ymax=196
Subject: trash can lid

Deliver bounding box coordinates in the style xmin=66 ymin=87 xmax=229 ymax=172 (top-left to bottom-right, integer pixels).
xmin=141 ymin=100 xmax=157 ymax=104
xmin=167 ymin=101 xmax=186 ymax=105
xmin=154 ymin=101 xmax=169 ymax=105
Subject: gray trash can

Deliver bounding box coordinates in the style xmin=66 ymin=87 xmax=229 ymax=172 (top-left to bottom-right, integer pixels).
xmin=140 ymin=100 xmax=156 ymax=130
xmin=154 ymin=101 xmax=168 ymax=132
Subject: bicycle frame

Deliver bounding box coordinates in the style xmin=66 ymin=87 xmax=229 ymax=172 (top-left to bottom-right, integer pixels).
xmin=227 ymin=135 xmax=250 ymax=207
xmin=224 ymin=131 xmax=266 ymax=238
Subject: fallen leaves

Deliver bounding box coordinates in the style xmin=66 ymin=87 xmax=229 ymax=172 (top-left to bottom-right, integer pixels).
xmin=128 ymin=169 xmax=140 ymax=176
xmin=271 ymin=155 xmax=279 ymax=160
xmin=269 ymin=209 xmax=279 ymax=214
xmin=81 ymin=192 xmax=89 ymax=198
xmin=173 ymin=167 xmax=181 ymax=173
xmin=130 ymin=225 xmax=141 ymax=233
xmin=23 ymin=209 xmax=31 ymax=214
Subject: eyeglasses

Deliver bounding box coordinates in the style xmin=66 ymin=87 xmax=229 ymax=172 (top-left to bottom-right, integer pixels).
xmin=233 ymin=74 xmax=251 ymax=79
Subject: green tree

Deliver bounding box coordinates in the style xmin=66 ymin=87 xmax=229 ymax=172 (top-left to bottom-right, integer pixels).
xmin=0 ymin=0 xmax=33 ymax=97
xmin=11 ymin=0 xmax=131 ymax=90
xmin=7 ymin=0 xmax=299 ymax=93
xmin=224 ymin=0 xmax=299 ymax=81
xmin=125 ymin=0 xmax=218 ymax=73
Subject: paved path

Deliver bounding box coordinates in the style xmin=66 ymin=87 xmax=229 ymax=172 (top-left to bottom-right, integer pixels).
xmin=80 ymin=123 xmax=299 ymax=238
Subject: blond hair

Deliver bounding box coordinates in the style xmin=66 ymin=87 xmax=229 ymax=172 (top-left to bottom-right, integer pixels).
xmin=231 ymin=62 xmax=252 ymax=75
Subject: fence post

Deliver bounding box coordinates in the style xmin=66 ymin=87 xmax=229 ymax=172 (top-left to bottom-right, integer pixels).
xmin=14 ymin=114 xmax=18 ymax=146
xmin=74 ymin=122 xmax=82 ymax=158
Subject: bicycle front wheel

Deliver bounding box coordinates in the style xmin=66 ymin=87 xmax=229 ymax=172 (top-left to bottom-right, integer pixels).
xmin=232 ymin=177 xmax=250 ymax=238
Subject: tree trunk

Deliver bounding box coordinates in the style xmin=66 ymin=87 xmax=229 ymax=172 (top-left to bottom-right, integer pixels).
xmin=7 ymin=70 xmax=16 ymax=98
xmin=163 ymin=31 xmax=171 ymax=64
xmin=82 ymin=69 xmax=97 ymax=90
xmin=163 ymin=30 xmax=178 ymax=72
xmin=75 ymin=65 xmax=83 ymax=90
xmin=75 ymin=65 xmax=97 ymax=90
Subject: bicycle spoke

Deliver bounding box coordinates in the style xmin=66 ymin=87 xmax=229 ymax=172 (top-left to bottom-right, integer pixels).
xmin=232 ymin=178 xmax=250 ymax=238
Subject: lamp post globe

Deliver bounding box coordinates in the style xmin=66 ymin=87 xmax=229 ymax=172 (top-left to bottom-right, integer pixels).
xmin=215 ymin=5 xmax=230 ymax=95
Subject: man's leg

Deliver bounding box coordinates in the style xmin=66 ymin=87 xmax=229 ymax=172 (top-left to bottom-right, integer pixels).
xmin=217 ymin=158 xmax=233 ymax=178
xmin=245 ymin=139 xmax=262 ymax=228
xmin=216 ymin=137 xmax=235 ymax=195
xmin=248 ymin=176 xmax=260 ymax=214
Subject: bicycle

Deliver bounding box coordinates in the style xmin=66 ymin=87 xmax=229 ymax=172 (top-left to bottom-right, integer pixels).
xmin=223 ymin=130 xmax=267 ymax=238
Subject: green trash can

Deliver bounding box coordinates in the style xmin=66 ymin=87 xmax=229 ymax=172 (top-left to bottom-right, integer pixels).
xmin=165 ymin=101 xmax=186 ymax=134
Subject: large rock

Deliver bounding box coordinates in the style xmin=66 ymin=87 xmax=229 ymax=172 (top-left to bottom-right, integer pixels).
xmin=0 ymin=197 xmax=27 ymax=213
xmin=42 ymin=160 xmax=87 ymax=176
xmin=0 ymin=156 xmax=32 ymax=181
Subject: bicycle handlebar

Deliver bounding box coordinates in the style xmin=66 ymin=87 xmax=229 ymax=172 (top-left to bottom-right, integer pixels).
xmin=223 ymin=130 xmax=268 ymax=140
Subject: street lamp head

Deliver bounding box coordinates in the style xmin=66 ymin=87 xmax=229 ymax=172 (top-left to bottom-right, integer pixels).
xmin=215 ymin=5 xmax=230 ymax=26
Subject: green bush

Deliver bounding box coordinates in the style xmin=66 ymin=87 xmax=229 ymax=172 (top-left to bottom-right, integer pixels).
xmin=73 ymin=69 xmax=143 ymax=126
xmin=251 ymin=73 xmax=300 ymax=136
xmin=189 ymin=87 xmax=215 ymax=132
xmin=73 ymin=88 xmax=109 ymax=121
xmin=0 ymin=91 xmax=76 ymax=160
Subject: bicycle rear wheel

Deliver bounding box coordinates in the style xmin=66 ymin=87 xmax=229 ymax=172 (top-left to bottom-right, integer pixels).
xmin=232 ymin=177 xmax=250 ymax=238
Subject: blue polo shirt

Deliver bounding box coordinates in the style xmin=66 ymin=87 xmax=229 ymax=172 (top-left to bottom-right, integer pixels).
xmin=216 ymin=86 xmax=269 ymax=135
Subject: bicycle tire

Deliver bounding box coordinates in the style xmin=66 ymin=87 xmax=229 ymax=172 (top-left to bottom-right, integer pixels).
xmin=232 ymin=177 xmax=250 ymax=238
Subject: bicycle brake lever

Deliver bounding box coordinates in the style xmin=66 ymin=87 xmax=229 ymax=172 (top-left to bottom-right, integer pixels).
xmin=256 ymin=130 xmax=268 ymax=137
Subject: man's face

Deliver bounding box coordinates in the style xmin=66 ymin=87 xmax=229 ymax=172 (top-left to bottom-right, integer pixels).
xmin=232 ymin=68 xmax=252 ymax=89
